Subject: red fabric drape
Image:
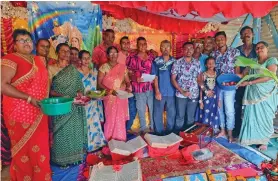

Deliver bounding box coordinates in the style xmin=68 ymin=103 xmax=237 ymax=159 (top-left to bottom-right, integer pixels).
xmin=96 ymin=1 xmax=277 ymax=18
xmin=99 ymin=4 xmax=207 ymax=34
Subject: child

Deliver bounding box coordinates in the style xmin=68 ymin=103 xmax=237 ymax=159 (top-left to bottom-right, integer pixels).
xmin=198 ymin=57 xmax=220 ymax=133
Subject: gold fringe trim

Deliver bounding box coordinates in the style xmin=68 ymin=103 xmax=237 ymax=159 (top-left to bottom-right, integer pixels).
xmin=10 ymin=54 xmax=38 ymax=87
xmin=243 ymin=84 xmax=277 ymax=105
xmin=239 ymin=138 xmax=270 ymax=146
xmin=1 ymin=59 xmax=17 ymax=70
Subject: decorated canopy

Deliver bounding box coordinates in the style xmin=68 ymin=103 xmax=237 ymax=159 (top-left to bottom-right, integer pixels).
xmin=95 ymin=1 xmax=278 ymax=34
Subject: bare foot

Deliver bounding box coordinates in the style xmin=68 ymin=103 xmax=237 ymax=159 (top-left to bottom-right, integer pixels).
xmin=258 ymin=145 xmax=267 ymax=151
xmin=227 ymin=130 xmax=234 ymax=143
xmin=216 ymin=130 xmax=226 ymax=138
xmin=228 ymin=137 xmax=234 ymax=143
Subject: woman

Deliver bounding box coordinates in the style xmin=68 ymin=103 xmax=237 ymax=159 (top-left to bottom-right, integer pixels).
xmin=49 ymin=43 xmax=86 ymax=166
xmin=98 ymin=46 xmax=131 ymax=141
xmin=238 ymin=41 xmax=278 ymax=150
xmin=77 ymin=50 xmax=106 ymax=152
xmin=1 ymin=29 xmax=51 ymax=180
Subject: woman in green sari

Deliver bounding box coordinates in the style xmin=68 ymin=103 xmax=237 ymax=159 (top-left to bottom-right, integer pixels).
xmin=49 ymin=43 xmax=86 ymax=166
xmin=238 ymin=41 xmax=278 ymax=151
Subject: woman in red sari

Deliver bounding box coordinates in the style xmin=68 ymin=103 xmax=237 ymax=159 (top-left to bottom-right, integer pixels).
xmin=1 ymin=29 xmax=51 ymax=181
xmin=98 ymin=46 xmax=131 ymax=141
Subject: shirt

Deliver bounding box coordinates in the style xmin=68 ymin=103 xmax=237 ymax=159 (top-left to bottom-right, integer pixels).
xmin=171 ymin=57 xmax=201 ymax=99
xmin=126 ymin=53 xmax=155 ymax=93
xmin=117 ymin=51 xmax=128 ymax=65
xmin=236 ymin=44 xmax=257 ymax=73
xmin=92 ymin=43 xmax=120 ymax=67
xmin=151 ymin=56 xmax=176 ymax=97
xmin=199 ymin=53 xmax=209 ymax=72
xmin=211 ymin=47 xmax=240 ymax=75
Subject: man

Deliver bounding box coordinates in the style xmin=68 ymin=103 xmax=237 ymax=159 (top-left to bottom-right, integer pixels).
xmin=171 ymin=42 xmax=201 ymax=132
xmin=36 ymin=38 xmax=55 ymax=65
xmin=126 ymin=37 xmax=155 ymax=133
xmin=118 ymin=36 xmax=137 ymax=133
xmin=211 ymin=31 xmax=240 ymax=142
xmin=70 ymin=47 xmax=79 ymax=60
xmin=118 ymin=36 xmax=130 ymax=65
xmin=199 ymin=36 xmax=214 ymax=72
xmin=92 ymin=29 xmax=120 ymax=68
xmin=70 ymin=47 xmax=81 ymax=67
xmin=152 ymin=40 xmax=176 ymax=135
xmin=193 ymin=39 xmax=203 ymax=60
xmin=234 ymin=26 xmax=257 ymax=137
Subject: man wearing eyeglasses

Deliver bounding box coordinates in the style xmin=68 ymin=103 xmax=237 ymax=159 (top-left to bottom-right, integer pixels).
xmin=151 ymin=40 xmax=176 ymax=135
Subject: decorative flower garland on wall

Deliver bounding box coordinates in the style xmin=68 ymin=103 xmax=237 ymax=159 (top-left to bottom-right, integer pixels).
xmin=102 ymin=15 xmax=164 ymax=34
xmin=1 ymin=1 xmax=28 ymax=19
xmin=197 ymin=22 xmax=220 ymax=34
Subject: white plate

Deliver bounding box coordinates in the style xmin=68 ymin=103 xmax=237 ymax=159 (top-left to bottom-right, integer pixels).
xmin=116 ymin=90 xmax=133 ymax=99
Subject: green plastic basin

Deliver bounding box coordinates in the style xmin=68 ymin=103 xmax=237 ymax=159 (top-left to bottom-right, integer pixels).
xmin=40 ymin=97 xmax=73 ymax=116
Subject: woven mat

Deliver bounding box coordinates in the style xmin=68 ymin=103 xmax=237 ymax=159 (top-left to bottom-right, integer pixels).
xmin=140 ymin=141 xmax=246 ymax=181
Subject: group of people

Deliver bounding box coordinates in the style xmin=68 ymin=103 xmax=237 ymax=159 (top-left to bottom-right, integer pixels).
xmin=1 ymin=26 xmax=277 ymax=180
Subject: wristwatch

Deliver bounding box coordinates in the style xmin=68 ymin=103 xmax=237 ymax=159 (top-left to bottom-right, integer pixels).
xmin=199 ymin=100 xmax=203 ymax=103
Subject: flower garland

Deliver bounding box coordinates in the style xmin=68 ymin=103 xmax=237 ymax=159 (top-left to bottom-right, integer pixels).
xmin=103 ymin=15 xmax=132 ymax=33
xmin=1 ymin=1 xmax=28 ymax=19
xmin=198 ymin=22 xmax=220 ymax=33
xmin=102 ymin=15 xmax=164 ymax=33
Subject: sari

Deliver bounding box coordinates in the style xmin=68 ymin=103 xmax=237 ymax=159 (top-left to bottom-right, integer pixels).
xmin=1 ymin=53 xmax=51 ymax=181
xmin=79 ymin=68 xmax=106 ymax=152
xmin=50 ymin=65 xmax=86 ymax=166
xmin=99 ymin=63 xmax=129 ymax=141
xmin=239 ymin=57 xmax=278 ymax=145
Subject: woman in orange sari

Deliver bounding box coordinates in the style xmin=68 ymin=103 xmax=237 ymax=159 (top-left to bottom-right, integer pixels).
xmin=98 ymin=46 xmax=131 ymax=141
xmin=1 ymin=29 xmax=51 ymax=181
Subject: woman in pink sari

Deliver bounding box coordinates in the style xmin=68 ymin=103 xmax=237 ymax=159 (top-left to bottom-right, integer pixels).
xmin=98 ymin=46 xmax=131 ymax=141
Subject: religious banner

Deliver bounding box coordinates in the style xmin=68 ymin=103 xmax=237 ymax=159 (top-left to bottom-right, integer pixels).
xmin=27 ymin=2 xmax=102 ymax=59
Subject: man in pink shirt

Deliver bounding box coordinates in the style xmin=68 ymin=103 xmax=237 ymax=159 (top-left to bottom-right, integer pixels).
xmin=92 ymin=29 xmax=120 ymax=68
xmin=127 ymin=37 xmax=155 ymax=133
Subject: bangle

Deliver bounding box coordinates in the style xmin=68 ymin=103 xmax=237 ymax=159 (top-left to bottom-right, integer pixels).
xmin=27 ymin=96 xmax=32 ymax=104
xmin=199 ymin=100 xmax=203 ymax=103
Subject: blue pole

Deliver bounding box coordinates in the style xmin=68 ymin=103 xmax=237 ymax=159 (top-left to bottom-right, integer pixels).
xmin=253 ymin=17 xmax=261 ymax=44
xmin=264 ymin=14 xmax=278 ymax=48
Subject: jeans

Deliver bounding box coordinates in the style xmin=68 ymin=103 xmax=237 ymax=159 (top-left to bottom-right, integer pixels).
xmin=126 ymin=96 xmax=137 ymax=131
xmin=175 ymin=97 xmax=198 ymax=132
xmin=153 ymin=96 xmax=176 ymax=135
xmin=219 ymin=90 xmax=236 ymax=130
xmin=134 ymin=91 xmax=154 ymax=131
